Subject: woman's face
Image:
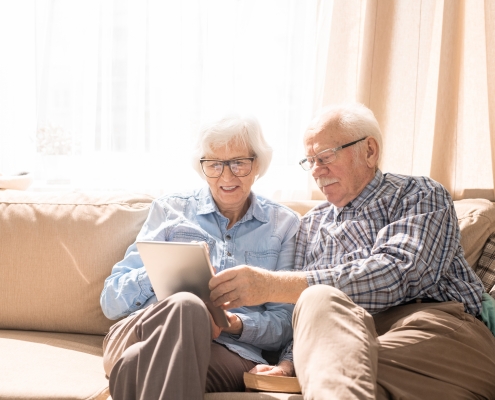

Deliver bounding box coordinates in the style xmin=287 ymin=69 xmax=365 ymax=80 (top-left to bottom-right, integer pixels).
xmin=203 ymin=142 xmax=258 ymax=214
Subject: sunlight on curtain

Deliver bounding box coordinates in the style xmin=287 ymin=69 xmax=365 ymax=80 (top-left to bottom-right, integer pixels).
xmin=316 ymin=0 xmax=495 ymax=201
xmin=0 ymin=0 xmax=333 ymax=200
xmin=0 ymin=2 xmax=36 ymax=176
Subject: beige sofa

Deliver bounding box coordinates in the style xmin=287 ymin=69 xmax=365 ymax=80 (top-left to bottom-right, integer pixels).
xmin=1 ymin=190 xmax=495 ymax=400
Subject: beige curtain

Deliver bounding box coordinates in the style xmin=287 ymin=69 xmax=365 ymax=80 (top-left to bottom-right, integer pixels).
xmin=313 ymin=0 xmax=495 ymax=201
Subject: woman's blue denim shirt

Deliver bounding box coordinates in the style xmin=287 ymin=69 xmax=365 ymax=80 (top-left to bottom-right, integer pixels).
xmin=100 ymin=186 xmax=300 ymax=364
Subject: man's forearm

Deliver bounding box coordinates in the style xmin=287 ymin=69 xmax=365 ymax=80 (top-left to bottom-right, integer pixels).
xmin=209 ymin=266 xmax=309 ymax=309
xmin=267 ymin=271 xmax=308 ymax=304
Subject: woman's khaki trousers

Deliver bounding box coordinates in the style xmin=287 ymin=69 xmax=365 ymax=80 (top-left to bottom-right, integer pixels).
xmin=103 ymin=292 xmax=256 ymax=400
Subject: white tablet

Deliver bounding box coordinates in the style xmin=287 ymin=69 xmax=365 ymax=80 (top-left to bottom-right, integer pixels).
xmin=136 ymin=240 xmax=230 ymax=328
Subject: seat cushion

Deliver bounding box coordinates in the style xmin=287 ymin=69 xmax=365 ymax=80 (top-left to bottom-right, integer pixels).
xmin=0 ymin=330 xmax=109 ymax=400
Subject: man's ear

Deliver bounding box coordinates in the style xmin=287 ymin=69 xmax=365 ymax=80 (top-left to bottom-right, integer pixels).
xmin=365 ymin=137 xmax=379 ymax=168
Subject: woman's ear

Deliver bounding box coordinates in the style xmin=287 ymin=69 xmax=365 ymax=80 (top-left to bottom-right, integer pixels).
xmin=365 ymin=137 xmax=379 ymax=169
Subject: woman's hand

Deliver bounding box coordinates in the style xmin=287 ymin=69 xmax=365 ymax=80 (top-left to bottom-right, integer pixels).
xmin=208 ymin=312 xmax=223 ymax=339
xmin=221 ymin=311 xmax=243 ymax=335
xmin=209 ymin=311 xmax=243 ymax=338
xmin=249 ymin=360 xmax=295 ymax=377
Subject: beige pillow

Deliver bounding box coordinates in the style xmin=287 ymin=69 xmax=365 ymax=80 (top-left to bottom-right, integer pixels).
xmin=475 ymin=234 xmax=495 ymax=293
xmin=454 ymin=199 xmax=495 ymax=269
xmin=0 ymin=190 xmax=153 ymax=335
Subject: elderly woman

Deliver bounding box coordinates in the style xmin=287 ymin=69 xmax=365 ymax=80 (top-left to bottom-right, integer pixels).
xmin=100 ymin=114 xmax=299 ymax=399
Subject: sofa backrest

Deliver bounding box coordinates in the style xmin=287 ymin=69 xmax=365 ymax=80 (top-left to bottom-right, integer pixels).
xmin=0 ymin=190 xmax=153 ymax=335
xmin=1 ymin=191 xmax=494 ymax=336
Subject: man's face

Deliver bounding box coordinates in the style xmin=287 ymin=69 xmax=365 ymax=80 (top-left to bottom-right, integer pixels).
xmin=303 ymin=123 xmax=376 ymax=207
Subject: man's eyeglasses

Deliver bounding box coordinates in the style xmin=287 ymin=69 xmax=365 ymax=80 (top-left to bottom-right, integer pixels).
xmin=200 ymin=157 xmax=255 ymax=178
xmin=298 ymin=137 xmax=367 ymax=171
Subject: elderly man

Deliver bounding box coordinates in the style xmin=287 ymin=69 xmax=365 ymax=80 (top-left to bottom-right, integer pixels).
xmin=209 ymin=103 xmax=495 ymax=399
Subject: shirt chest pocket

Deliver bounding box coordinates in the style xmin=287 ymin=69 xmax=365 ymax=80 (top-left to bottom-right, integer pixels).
xmin=245 ymin=249 xmax=280 ymax=271
xmin=167 ymin=223 xmax=216 ymax=253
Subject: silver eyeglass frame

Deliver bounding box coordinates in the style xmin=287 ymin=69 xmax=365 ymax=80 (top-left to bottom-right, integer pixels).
xmin=299 ymin=137 xmax=367 ymax=171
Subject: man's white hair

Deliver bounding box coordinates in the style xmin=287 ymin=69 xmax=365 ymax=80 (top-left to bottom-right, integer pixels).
xmin=312 ymin=103 xmax=383 ymax=164
xmin=191 ymin=113 xmax=273 ymax=180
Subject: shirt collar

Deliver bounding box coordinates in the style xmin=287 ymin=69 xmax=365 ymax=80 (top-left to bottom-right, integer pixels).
xmin=196 ymin=186 xmax=269 ymax=224
xmin=333 ymin=169 xmax=383 ymax=213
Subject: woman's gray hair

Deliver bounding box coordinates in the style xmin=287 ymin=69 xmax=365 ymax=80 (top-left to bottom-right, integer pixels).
xmin=314 ymin=103 xmax=383 ymax=164
xmin=191 ymin=113 xmax=273 ymax=179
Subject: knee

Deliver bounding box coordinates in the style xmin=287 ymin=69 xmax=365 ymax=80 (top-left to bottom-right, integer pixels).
xmin=110 ymin=342 xmax=140 ymax=380
xmin=108 ymin=343 xmax=142 ymax=395
xmin=294 ymin=285 xmax=354 ymax=323
xmin=298 ymin=285 xmax=349 ymax=308
xmin=160 ymin=291 xmax=209 ymax=321
xmin=168 ymin=291 xmax=206 ymax=308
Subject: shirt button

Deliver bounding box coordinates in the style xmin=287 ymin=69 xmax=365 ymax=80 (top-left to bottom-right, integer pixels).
xmin=136 ymin=302 xmax=141 ymax=306
xmin=150 ymin=287 xmax=154 ymax=293
xmin=347 ymin=256 xmax=352 ymax=261
xmin=227 ymin=252 xmax=232 ymax=257
xmin=341 ymin=235 xmax=346 ymax=240
xmin=226 ymin=235 xmax=231 ymax=240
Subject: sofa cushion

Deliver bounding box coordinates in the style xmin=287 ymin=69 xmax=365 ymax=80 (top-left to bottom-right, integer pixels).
xmin=0 ymin=190 xmax=153 ymax=335
xmin=453 ymin=199 xmax=495 ymax=269
xmin=0 ymin=330 xmax=109 ymax=400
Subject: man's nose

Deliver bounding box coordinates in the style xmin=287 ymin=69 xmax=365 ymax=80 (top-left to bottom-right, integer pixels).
xmin=311 ymin=163 xmax=328 ymax=179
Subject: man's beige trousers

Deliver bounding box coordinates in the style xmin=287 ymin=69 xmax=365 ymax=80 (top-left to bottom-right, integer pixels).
xmin=293 ymin=285 xmax=495 ymax=400
xmin=103 ymin=292 xmax=255 ymax=400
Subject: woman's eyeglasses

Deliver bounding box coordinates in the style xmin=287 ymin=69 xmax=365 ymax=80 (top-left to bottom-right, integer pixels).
xmin=200 ymin=157 xmax=255 ymax=178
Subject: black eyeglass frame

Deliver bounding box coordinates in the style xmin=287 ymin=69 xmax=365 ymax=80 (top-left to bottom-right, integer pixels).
xmin=199 ymin=157 xmax=256 ymax=178
xmin=298 ymin=137 xmax=367 ymax=171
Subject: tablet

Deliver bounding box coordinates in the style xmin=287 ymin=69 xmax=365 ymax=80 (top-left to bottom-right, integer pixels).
xmin=136 ymin=240 xmax=230 ymax=328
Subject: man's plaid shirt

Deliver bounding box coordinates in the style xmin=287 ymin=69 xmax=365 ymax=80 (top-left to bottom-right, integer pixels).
xmin=280 ymin=170 xmax=484 ymax=363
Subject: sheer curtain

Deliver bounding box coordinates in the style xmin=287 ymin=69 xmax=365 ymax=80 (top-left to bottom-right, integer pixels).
xmin=0 ymin=0 xmax=333 ymax=200
xmin=315 ymin=0 xmax=495 ymax=201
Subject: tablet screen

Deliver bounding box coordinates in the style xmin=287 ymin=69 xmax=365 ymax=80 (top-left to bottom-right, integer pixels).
xmin=136 ymin=240 xmax=230 ymax=328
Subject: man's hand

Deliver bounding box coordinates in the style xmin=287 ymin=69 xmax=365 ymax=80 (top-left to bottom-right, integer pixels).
xmin=209 ymin=266 xmax=308 ymax=309
xmin=209 ymin=265 xmax=271 ymax=309
xmin=249 ymin=360 xmax=295 ymax=377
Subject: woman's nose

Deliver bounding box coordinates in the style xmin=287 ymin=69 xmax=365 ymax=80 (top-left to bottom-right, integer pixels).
xmin=220 ymin=164 xmax=236 ymax=180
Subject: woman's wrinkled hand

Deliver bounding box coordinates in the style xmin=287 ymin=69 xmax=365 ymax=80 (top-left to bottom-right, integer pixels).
xmin=209 ymin=311 xmax=243 ymax=338
xmin=208 ymin=312 xmax=223 ymax=339
xmin=221 ymin=312 xmax=243 ymax=335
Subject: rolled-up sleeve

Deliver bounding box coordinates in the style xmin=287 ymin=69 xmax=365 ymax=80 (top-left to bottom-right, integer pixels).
xmin=100 ymin=200 xmax=169 ymax=319
xmin=233 ymin=302 xmax=294 ymax=351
